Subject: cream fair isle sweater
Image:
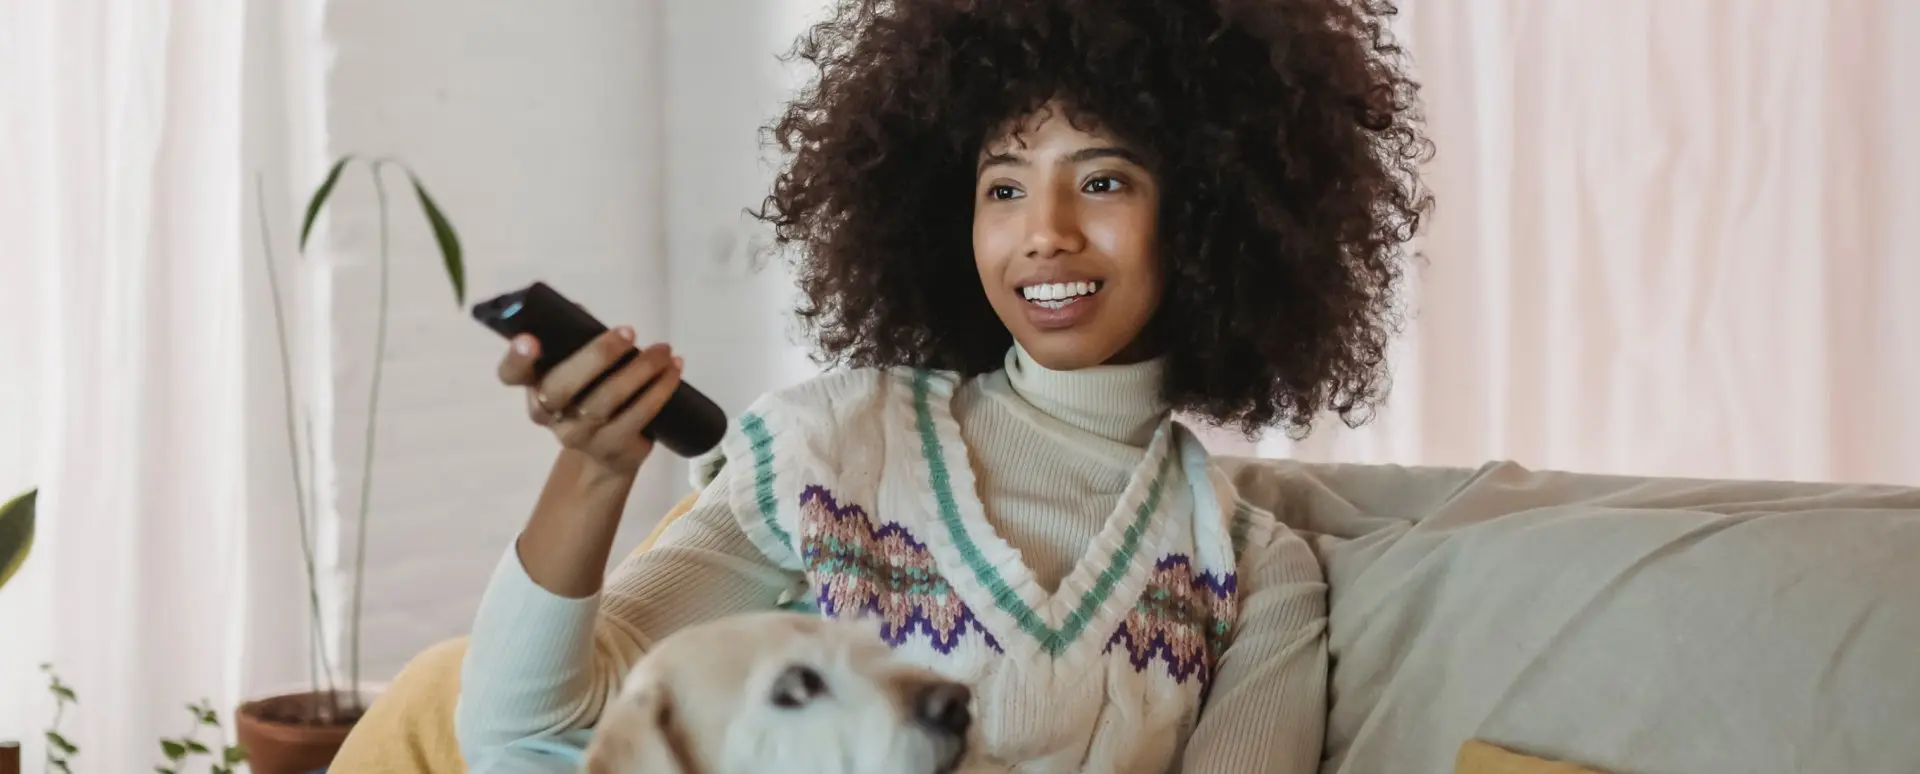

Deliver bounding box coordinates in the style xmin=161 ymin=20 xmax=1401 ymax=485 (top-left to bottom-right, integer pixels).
xmin=457 ymin=345 xmax=1328 ymax=772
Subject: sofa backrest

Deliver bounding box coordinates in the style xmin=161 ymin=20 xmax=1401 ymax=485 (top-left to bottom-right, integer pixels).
xmin=1218 ymin=455 xmax=1920 ymax=773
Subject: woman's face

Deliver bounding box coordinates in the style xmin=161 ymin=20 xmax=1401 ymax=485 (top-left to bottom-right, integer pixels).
xmin=972 ymin=102 xmax=1163 ymax=370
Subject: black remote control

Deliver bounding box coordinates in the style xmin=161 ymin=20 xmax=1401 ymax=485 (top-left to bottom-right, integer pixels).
xmin=471 ymin=282 xmax=728 ymax=458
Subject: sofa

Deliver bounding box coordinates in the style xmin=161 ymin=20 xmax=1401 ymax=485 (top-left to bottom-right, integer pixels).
xmin=331 ymin=457 xmax=1920 ymax=773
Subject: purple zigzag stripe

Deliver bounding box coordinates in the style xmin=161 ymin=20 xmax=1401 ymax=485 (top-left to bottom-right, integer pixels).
xmin=812 ymin=590 xmax=1005 ymax=654
xmin=802 ymin=485 xmax=934 ymax=550
xmin=1107 ymin=624 xmax=1213 ymax=683
xmin=1104 ymin=554 xmax=1237 ymax=686
xmin=799 ymin=484 xmax=1004 ymax=654
xmin=1156 ymin=554 xmax=1238 ymax=597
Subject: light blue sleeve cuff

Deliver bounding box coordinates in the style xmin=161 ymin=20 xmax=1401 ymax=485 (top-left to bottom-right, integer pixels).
xmin=466 ymin=730 xmax=595 ymax=774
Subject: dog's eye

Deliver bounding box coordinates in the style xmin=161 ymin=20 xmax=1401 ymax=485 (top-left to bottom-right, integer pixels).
xmin=770 ymin=664 xmax=829 ymax=708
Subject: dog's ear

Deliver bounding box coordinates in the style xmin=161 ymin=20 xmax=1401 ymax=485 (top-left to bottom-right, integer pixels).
xmin=582 ymin=684 xmax=691 ymax=774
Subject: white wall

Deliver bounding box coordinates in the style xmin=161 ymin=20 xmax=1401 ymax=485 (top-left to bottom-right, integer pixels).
xmin=662 ymin=0 xmax=827 ymax=412
xmin=276 ymin=0 xmax=824 ymax=682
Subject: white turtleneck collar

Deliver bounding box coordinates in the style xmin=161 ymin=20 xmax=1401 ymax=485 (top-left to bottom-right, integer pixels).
xmin=1001 ymin=342 xmax=1170 ymax=448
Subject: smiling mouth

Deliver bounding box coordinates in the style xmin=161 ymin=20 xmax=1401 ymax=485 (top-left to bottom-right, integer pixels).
xmin=1018 ymin=280 xmax=1103 ymax=309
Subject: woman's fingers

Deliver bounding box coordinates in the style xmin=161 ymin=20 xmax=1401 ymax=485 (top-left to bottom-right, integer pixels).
xmin=524 ymin=387 xmax=558 ymax=427
xmin=497 ymin=335 xmax=541 ymax=386
xmin=497 ymin=320 xmax=678 ymax=476
xmin=573 ymin=344 xmax=674 ymax=422
xmin=531 ymin=327 xmax=637 ymax=410
xmin=589 ymin=355 xmax=685 ymax=461
xmin=548 ymin=341 xmax=672 ymax=451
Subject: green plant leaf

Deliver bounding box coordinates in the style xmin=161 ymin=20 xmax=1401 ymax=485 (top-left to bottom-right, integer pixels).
xmin=224 ymin=745 xmax=247 ymax=764
xmin=0 ymin=488 xmax=36 ymax=591
xmin=300 ymin=155 xmax=356 ymax=251
xmin=51 ymin=683 xmax=76 ymax=703
xmin=405 ymin=170 xmax=466 ymax=305
xmin=162 ymin=739 xmax=187 ymax=760
xmin=46 ymin=731 xmax=75 ymax=754
xmin=185 ymin=740 xmax=210 ymax=754
xmin=52 ymin=760 xmax=70 ymax=774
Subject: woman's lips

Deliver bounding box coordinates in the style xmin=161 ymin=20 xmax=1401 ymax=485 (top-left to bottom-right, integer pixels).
xmin=1017 ymin=280 xmax=1103 ymax=331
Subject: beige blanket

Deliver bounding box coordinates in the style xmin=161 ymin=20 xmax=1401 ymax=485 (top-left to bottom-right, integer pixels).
xmin=1221 ymin=458 xmax=1920 ymax=774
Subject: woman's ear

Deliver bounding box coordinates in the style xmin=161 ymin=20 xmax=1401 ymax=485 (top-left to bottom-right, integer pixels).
xmin=583 ymin=683 xmax=689 ymax=774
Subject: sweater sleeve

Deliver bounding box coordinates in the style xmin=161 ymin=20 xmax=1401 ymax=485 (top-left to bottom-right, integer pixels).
xmin=454 ymin=463 xmax=801 ymax=764
xmin=1179 ymin=516 xmax=1329 ymax=773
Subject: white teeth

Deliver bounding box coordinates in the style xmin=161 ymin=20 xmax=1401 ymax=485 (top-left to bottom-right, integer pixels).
xmin=1020 ymin=281 xmax=1102 ymax=303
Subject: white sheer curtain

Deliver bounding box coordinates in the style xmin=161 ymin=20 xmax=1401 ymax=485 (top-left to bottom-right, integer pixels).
xmin=1235 ymin=0 xmax=1920 ymax=488
xmin=0 ymin=1 xmax=252 ymax=771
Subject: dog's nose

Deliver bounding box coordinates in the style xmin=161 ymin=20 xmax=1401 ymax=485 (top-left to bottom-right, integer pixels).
xmin=916 ymin=682 xmax=972 ymax=736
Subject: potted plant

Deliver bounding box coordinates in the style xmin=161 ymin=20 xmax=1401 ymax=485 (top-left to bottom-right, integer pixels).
xmin=235 ymin=156 xmax=466 ymax=774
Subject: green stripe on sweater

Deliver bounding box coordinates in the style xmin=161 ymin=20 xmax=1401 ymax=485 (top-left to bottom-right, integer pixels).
xmin=739 ymin=412 xmax=791 ymax=547
xmin=911 ymin=370 xmax=1168 ymax=656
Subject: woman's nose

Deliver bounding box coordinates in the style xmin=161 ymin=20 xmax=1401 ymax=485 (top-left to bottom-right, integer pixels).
xmin=1023 ymin=187 xmax=1086 ymax=259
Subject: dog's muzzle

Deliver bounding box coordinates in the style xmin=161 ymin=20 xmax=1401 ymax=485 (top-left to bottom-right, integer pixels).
xmin=917 ymin=681 xmax=973 ymax=773
xmin=916 ymin=681 xmax=973 ymax=737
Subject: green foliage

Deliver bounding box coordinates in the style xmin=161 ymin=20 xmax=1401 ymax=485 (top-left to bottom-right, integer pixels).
xmin=406 ymin=169 xmax=466 ymax=305
xmin=34 ymin=667 xmax=246 ymax=774
xmin=154 ymin=700 xmax=245 ymax=774
xmin=297 ymin=155 xmax=465 ymax=305
xmin=0 ymin=488 xmax=36 ymax=591
xmin=42 ymin=664 xmax=76 ymax=773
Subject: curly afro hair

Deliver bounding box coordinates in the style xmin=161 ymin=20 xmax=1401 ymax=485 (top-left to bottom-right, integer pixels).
xmin=754 ymin=0 xmax=1434 ymax=438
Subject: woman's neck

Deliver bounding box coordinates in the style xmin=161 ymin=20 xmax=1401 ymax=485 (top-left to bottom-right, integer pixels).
xmin=1002 ymin=342 xmax=1170 ymax=447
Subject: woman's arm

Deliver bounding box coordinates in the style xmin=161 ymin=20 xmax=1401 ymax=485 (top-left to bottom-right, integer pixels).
xmin=455 ymin=450 xmax=796 ymax=764
xmin=1180 ymin=525 xmax=1329 ymax=773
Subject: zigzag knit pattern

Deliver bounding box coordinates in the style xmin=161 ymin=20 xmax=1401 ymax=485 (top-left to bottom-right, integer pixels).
xmin=796 ymin=482 xmax=1233 ymax=684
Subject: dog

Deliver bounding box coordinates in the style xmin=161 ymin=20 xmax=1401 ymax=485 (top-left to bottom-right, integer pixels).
xmin=581 ymin=610 xmax=986 ymax=774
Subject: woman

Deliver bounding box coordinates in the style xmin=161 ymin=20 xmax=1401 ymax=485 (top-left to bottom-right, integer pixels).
xmin=456 ymin=0 xmax=1431 ymax=771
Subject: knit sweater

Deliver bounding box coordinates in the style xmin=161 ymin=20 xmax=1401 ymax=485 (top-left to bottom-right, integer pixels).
xmin=456 ymin=346 xmax=1328 ymax=773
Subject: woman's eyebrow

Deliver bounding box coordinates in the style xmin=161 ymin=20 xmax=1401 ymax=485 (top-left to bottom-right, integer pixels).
xmin=977 ymin=145 xmax=1143 ymax=175
xmin=977 ymin=150 xmax=1025 ymax=175
xmin=1065 ymin=146 xmax=1144 ymax=166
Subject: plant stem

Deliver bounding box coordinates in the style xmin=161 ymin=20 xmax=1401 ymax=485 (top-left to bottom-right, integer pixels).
xmin=255 ymin=175 xmax=339 ymax=714
xmin=44 ymin=697 xmax=63 ymax=773
xmin=346 ymin=162 xmax=396 ymax=710
xmin=176 ymin=720 xmax=199 ymax=761
xmin=304 ymin=410 xmax=342 ymax=719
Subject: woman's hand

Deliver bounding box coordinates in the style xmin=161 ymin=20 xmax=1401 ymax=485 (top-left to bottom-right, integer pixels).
xmin=496 ymin=326 xmax=684 ymax=478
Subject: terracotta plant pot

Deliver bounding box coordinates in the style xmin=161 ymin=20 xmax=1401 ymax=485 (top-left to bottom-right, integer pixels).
xmin=235 ymin=691 xmax=370 ymax=774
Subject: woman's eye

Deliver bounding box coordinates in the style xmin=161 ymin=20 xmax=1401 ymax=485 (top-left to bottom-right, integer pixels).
xmin=986 ymin=185 xmax=1021 ymax=201
xmin=1083 ymin=176 xmax=1126 ymax=194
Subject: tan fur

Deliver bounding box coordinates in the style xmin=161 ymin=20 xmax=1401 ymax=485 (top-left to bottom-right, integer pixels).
xmin=583 ymin=687 xmax=689 ymax=774
xmin=581 ymin=612 xmax=993 ymax=774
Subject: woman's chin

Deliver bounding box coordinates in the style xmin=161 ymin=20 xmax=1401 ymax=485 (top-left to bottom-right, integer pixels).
xmin=1012 ymin=331 xmax=1132 ymax=372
